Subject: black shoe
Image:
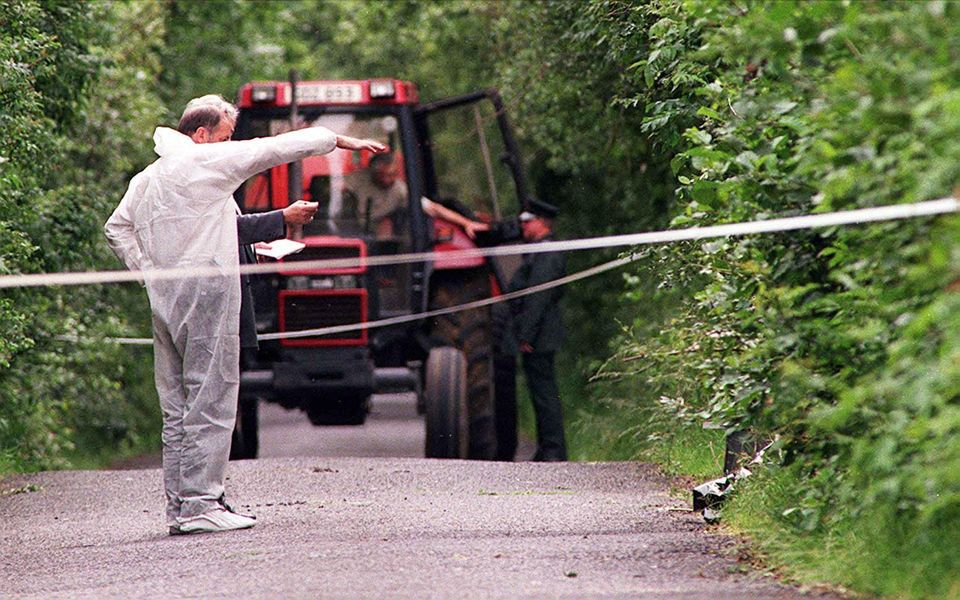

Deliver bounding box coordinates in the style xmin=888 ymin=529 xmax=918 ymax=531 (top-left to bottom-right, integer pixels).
xmin=532 ymin=449 xmax=567 ymax=462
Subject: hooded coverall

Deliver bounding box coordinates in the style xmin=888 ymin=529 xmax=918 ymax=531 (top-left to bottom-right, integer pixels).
xmin=105 ymin=126 xmax=337 ymax=525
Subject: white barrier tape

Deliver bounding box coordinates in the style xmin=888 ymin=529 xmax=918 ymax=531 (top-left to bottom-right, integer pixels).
xmin=113 ymin=337 xmax=155 ymax=346
xmin=2 ymin=198 xmax=956 ymax=290
xmin=57 ymin=334 xmax=154 ymax=346
xmin=69 ymin=253 xmax=637 ymax=346
xmin=257 ymin=254 xmax=637 ymax=340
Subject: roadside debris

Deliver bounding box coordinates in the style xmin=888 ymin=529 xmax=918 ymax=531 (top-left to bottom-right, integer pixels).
xmin=692 ymin=433 xmax=775 ymax=523
xmin=692 ymin=472 xmax=741 ymax=524
xmin=1 ymin=483 xmax=42 ymax=496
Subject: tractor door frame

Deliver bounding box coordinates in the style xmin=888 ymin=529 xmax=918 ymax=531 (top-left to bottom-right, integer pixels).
xmin=414 ymin=88 xmax=533 ymax=216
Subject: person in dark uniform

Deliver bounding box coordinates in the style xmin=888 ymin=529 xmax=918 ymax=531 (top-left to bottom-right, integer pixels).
xmin=492 ymin=300 xmax=519 ymax=461
xmin=508 ymin=200 xmax=568 ymax=462
xmin=230 ymin=200 xmax=318 ymax=459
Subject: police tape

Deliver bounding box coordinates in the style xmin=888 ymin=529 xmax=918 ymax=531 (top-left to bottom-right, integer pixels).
xmin=257 ymin=253 xmax=636 ymax=341
xmin=69 ymin=253 xmax=637 ymax=345
xmin=3 ymin=197 xmax=958 ymax=291
xmin=44 ymin=196 xmax=959 ymax=346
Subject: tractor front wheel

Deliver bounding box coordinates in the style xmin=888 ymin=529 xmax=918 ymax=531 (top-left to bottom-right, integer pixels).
xmin=424 ymin=347 xmax=469 ymax=458
xmin=429 ymin=268 xmax=497 ymax=460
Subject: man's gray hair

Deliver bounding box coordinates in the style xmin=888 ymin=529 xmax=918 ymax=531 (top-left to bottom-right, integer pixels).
xmin=178 ymin=94 xmax=238 ymax=136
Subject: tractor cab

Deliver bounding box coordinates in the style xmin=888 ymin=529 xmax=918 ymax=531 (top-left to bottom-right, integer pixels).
xmin=232 ymin=78 xmax=532 ymax=460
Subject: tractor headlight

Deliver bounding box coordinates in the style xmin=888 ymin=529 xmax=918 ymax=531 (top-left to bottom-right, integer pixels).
xmin=285 ymin=274 xmax=359 ymax=290
xmin=369 ymin=80 xmax=396 ymax=99
xmin=251 ymin=84 xmax=276 ymax=103
xmin=309 ymin=277 xmax=335 ymax=290
xmin=335 ymin=275 xmax=358 ymax=289
xmin=307 ymin=275 xmax=357 ymax=289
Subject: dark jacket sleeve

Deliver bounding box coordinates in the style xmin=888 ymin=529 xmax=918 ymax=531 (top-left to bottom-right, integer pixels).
xmin=516 ymin=252 xmax=565 ymax=345
xmin=237 ymin=210 xmax=285 ymax=245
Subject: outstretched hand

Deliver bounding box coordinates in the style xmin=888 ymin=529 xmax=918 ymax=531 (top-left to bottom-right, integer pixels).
xmin=283 ymin=200 xmax=319 ymax=225
xmin=336 ymin=135 xmax=388 ymax=154
xmin=464 ymin=220 xmax=491 ymax=240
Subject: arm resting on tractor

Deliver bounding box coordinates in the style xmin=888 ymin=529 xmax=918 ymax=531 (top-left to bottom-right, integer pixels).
xmin=421 ymin=197 xmax=490 ymax=239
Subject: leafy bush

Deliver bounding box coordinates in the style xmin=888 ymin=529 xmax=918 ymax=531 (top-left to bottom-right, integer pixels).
xmin=0 ymin=0 xmax=163 ymax=473
xmin=496 ymin=1 xmax=960 ymax=596
xmin=3 ymin=2 xmax=959 ymax=593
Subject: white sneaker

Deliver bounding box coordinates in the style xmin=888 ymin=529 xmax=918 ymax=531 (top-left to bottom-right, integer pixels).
xmin=176 ymin=507 xmax=257 ymax=534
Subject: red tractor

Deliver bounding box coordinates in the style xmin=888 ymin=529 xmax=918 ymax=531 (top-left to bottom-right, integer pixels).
xmin=232 ymin=77 xmax=530 ymax=460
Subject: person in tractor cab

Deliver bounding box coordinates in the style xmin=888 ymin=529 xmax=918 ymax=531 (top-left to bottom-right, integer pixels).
xmin=344 ymin=152 xmax=490 ymax=239
xmin=104 ymin=94 xmax=386 ymax=536
xmin=343 ymin=152 xmax=407 ymax=238
xmin=508 ymin=200 xmax=568 ymax=462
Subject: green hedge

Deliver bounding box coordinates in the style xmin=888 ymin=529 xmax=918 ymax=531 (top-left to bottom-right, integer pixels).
xmin=3 ymin=2 xmax=959 ymax=593
xmin=495 ymin=1 xmax=960 ymax=596
xmin=0 ymin=0 xmax=163 ymax=473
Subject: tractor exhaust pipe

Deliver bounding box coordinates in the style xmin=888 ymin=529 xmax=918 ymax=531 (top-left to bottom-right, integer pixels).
xmin=287 ymin=69 xmax=304 ymax=239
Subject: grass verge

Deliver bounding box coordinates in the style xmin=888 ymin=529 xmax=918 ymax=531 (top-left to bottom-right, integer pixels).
xmin=560 ymin=358 xmax=960 ymax=599
xmin=725 ymin=466 xmax=960 ymax=599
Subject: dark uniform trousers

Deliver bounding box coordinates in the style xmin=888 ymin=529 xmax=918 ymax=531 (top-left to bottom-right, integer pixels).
xmin=492 ymin=303 xmax=518 ymax=461
xmin=231 ymin=210 xmax=284 ymax=459
xmin=508 ymin=241 xmax=567 ymax=461
xmin=237 ymin=210 xmax=285 ymax=354
xmin=522 ymin=351 xmax=564 ymax=460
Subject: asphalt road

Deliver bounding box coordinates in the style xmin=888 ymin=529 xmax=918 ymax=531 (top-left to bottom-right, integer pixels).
xmin=261 ymin=393 xmax=438 ymax=459
xmin=0 ymin=395 xmax=840 ymax=599
xmin=113 ymin=393 xmax=535 ymax=467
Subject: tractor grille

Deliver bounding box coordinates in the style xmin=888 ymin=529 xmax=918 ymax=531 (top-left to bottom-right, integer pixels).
xmin=279 ymin=291 xmax=366 ymax=346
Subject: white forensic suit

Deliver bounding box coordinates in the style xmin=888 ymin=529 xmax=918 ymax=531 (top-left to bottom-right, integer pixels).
xmin=105 ymin=126 xmax=337 ymax=526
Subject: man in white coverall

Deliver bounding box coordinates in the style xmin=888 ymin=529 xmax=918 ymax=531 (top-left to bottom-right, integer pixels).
xmin=104 ymin=95 xmax=386 ymax=535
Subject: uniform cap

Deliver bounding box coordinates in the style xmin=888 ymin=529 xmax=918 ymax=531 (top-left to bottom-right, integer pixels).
xmin=524 ymin=197 xmax=559 ymax=219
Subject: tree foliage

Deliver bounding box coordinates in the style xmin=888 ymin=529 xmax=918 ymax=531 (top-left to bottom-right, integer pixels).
xmin=0 ymin=0 xmax=165 ymax=471
xmin=3 ymin=2 xmax=959 ymax=593
xmin=507 ymin=1 xmax=960 ymax=595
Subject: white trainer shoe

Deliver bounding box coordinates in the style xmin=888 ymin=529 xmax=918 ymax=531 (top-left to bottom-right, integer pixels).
xmin=175 ymin=507 xmax=257 ymax=535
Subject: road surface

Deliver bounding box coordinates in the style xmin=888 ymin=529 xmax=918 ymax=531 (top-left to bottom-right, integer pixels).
xmin=0 ymin=395 xmax=840 ymax=598
xmin=112 ymin=393 xmax=535 ymax=467
xmin=261 ymin=393 xmax=435 ymax=459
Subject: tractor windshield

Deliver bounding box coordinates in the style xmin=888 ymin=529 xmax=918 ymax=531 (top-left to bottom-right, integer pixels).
xmin=238 ymin=113 xmax=409 ymax=244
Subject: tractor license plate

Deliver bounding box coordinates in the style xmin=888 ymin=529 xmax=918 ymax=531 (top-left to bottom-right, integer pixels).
xmin=297 ymin=83 xmax=363 ymax=104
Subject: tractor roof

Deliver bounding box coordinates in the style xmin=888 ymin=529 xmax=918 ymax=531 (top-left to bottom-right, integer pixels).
xmin=237 ymin=79 xmax=419 ymax=108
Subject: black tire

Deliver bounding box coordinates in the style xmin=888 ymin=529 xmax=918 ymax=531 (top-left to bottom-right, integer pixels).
xmin=424 ymin=347 xmax=469 ymax=458
xmin=229 ymin=397 xmax=259 ymax=460
xmin=429 ymin=268 xmax=497 ymax=460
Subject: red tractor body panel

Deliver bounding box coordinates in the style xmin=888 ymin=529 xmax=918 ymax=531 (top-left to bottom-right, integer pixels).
xmin=275 ymin=237 xmax=369 ymax=348
xmin=431 ymin=221 xmax=485 ymax=270
xmin=278 ymin=236 xmax=367 ymax=275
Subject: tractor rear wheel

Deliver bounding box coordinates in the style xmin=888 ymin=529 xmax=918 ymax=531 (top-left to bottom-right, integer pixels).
xmin=429 ymin=268 xmax=497 ymax=460
xmin=424 ymin=347 xmax=469 ymax=458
